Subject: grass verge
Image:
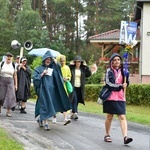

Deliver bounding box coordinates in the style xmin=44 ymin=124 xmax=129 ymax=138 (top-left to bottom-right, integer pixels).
xmin=0 ymin=128 xmax=24 ymax=150
xmin=78 ymin=101 xmax=150 ymax=126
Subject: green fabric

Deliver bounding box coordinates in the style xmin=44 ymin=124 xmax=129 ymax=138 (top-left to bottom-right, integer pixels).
xmin=65 ymin=80 xmax=73 ymax=94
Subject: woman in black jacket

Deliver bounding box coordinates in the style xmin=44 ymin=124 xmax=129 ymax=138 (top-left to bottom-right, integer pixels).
xmin=69 ymin=55 xmax=91 ymax=120
xmin=16 ymin=57 xmax=31 ymax=114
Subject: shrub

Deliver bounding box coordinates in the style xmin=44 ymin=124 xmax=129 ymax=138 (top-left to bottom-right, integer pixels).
xmin=30 ymin=83 xmax=150 ymax=107
xmin=84 ymin=84 xmax=150 ymax=107
xmin=86 ymin=65 xmax=105 ymax=84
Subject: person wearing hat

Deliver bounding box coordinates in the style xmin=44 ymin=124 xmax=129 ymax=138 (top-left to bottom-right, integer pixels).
xmin=16 ymin=56 xmax=31 ymax=114
xmin=14 ymin=55 xmax=20 ymax=69
xmin=69 ymin=55 xmax=92 ymax=120
xmin=33 ymin=51 xmax=71 ymax=131
xmin=0 ymin=52 xmax=17 ymax=117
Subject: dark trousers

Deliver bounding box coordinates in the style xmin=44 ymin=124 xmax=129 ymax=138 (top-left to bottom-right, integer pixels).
xmin=72 ymin=87 xmax=81 ymax=113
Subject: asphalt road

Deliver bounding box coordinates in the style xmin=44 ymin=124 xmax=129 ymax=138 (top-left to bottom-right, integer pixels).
xmin=0 ymin=102 xmax=150 ymax=150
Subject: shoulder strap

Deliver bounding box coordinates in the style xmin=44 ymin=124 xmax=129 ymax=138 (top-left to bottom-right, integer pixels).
xmin=1 ymin=61 xmax=15 ymax=69
xmin=1 ymin=61 xmax=4 ymax=68
xmin=12 ymin=62 xmax=15 ymax=69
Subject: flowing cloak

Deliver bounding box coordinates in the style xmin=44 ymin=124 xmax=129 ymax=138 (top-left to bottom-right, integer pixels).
xmin=33 ymin=53 xmax=71 ymax=121
xmin=16 ymin=65 xmax=31 ymax=102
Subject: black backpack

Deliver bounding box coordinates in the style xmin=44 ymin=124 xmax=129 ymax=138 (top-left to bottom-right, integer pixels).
xmin=1 ymin=61 xmax=15 ymax=69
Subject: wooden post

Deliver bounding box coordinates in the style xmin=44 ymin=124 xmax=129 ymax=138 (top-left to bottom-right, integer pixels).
xmin=124 ymin=76 xmax=127 ymax=98
xmin=19 ymin=47 xmax=24 ymax=58
xmin=19 ymin=47 xmax=24 ymax=64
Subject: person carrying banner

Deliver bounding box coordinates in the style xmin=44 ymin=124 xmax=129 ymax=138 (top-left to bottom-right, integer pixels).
xmin=103 ymin=53 xmax=133 ymax=144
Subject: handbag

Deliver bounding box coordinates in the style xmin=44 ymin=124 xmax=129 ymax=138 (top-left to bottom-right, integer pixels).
xmin=99 ymin=85 xmax=111 ymax=103
xmin=65 ymin=80 xmax=73 ymax=94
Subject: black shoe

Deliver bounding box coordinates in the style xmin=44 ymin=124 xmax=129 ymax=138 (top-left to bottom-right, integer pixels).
xmin=20 ymin=108 xmax=27 ymax=114
xmin=124 ymin=136 xmax=133 ymax=144
xmin=11 ymin=107 xmax=15 ymax=111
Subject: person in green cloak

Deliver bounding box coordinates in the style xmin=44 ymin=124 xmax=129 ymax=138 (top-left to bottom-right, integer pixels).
xmin=33 ymin=51 xmax=71 ymax=131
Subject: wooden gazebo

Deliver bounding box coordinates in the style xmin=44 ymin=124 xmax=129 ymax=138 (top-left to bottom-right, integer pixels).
xmin=88 ymin=29 xmax=140 ymax=62
xmin=88 ymin=29 xmax=141 ymax=74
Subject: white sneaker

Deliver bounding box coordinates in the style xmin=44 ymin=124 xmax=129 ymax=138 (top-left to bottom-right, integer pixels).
xmin=52 ymin=117 xmax=57 ymax=124
xmin=44 ymin=124 xmax=50 ymax=131
xmin=64 ymin=119 xmax=71 ymax=125
xmin=74 ymin=113 xmax=78 ymax=120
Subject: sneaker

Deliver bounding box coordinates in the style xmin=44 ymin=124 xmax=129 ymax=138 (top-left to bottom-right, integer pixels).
xmin=74 ymin=113 xmax=78 ymax=120
xmin=37 ymin=119 xmax=43 ymax=127
xmin=64 ymin=119 xmax=71 ymax=125
xmin=44 ymin=124 xmax=50 ymax=131
xmin=17 ymin=102 xmax=21 ymax=109
xmin=52 ymin=117 xmax=57 ymax=124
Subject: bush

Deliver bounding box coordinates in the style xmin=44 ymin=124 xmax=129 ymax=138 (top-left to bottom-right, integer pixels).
xmin=30 ymin=85 xmax=36 ymax=99
xmin=84 ymin=84 xmax=150 ymax=107
xmin=30 ymin=57 xmax=42 ymax=75
xmin=30 ymin=83 xmax=150 ymax=107
xmin=86 ymin=65 xmax=105 ymax=84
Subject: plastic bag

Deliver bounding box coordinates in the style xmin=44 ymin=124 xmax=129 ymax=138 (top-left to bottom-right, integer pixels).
xmin=65 ymin=81 xmax=73 ymax=94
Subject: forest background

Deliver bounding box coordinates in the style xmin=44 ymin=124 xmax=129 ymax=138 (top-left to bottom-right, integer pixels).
xmin=0 ymin=0 xmax=135 ymax=66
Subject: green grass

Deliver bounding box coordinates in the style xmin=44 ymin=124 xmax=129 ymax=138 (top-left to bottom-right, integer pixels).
xmin=78 ymin=101 xmax=150 ymax=126
xmin=126 ymin=105 xmax=150 ymax=125
xmin=0 ymin=128 xmax=24 ymax=150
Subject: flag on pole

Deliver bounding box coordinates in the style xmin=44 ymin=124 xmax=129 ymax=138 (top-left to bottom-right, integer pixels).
xmin=119 ymin=21 xmax=137 ymax=45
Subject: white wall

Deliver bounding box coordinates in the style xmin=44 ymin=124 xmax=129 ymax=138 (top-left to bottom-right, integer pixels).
xmin=141 ymin=3 xmax=150 ymax=75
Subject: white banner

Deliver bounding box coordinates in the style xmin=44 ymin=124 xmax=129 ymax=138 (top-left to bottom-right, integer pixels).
xmin=119 ymin=21 xmax=137 ymax=45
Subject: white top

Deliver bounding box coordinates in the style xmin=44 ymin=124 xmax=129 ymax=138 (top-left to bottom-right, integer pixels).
xmin=0 ymin=62 xmax=15 ymax=78
xmin=74 ymin=69 xmax=81 ymax=87
xmin=15 ymin=62 xmax=19 ymax=70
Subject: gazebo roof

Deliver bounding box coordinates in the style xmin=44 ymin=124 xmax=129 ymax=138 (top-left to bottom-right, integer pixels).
xmin=89 ymin=29 xmax=120 ymax=40
xmin=88 ymin=29 xmax=140 ymax=42
xmin=88 ymin=28 xmax=140 ymax=55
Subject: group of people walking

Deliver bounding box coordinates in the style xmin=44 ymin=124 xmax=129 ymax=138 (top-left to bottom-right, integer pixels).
xmin=0 ymin=52 xmax=31 ymax=116
xmin=33 ymin=51 xmax=92 ymax=130
xmin=0 ymin=51 xmax=133 ymax=145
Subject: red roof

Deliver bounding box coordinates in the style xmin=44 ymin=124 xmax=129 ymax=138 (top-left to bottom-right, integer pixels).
xmin=89 ymin=29 xmax=120 ymax=40
xmin=89 ymin=29 xmax=140 ymax=40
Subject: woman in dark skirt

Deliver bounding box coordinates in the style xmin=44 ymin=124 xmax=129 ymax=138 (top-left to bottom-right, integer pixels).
xmin=103 ymin=53 xmax=133 ymax=145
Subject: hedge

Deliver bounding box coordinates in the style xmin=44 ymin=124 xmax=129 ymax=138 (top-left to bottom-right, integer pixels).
xmin=30 ymin=84 xmax=150 ymax=107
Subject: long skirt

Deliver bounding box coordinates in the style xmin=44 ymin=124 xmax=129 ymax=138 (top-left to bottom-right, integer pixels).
xmin=0 ymin=76 xmax=17 ymax=109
